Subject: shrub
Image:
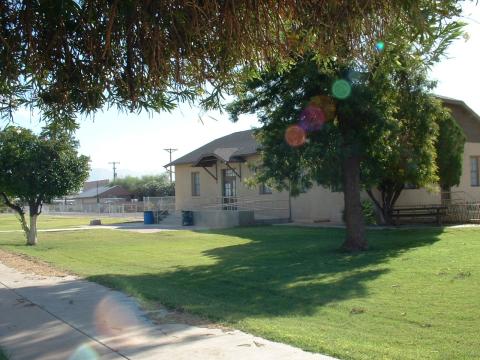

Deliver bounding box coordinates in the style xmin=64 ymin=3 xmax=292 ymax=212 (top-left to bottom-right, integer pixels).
xmin=342 ymin=199 xmax=377 ymax=225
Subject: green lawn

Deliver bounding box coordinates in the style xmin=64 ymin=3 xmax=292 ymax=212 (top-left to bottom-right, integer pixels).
xmin=0 ymin=226 xmax=479 ymax=360
xmin=0 ymin=214 xmax=138 ymax=231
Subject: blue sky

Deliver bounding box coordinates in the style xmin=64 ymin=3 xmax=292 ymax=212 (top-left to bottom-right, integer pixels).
xmin=11 ymin=3 xmax=480 ymax=180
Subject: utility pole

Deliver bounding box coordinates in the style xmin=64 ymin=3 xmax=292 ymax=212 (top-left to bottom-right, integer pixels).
xmin=164 ymin=148 xmax=178 ymax=183
xmin=108 ymin=161 xmax=120 ymax=181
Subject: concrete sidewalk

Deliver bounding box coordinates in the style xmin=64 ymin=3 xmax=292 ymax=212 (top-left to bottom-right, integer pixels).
xmin=0 ymin=262 xmax=336 ymax=360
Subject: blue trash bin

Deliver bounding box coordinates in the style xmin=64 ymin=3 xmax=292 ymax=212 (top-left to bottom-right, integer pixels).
xmin=144 ymin=211 xmax=154 ymax=225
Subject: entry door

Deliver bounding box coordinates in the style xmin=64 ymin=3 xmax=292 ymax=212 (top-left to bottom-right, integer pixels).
xmin=222 ymin=169 xmax=237 ymax=210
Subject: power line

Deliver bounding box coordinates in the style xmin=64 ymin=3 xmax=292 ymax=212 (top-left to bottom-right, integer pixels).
xmin=108 ymin=161 xmax=120 ymax=181
xmin=164 ymin=148 xmax=178 ymax=183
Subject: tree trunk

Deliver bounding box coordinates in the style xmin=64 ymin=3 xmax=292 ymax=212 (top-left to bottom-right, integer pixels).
xmin=27 ymin=214 xmax=38 ymax=246
xmin=367 ymin=184 xmax=404 ymax=226
xmin=366 ymin=189 xmax=386 ymax=224
xmin=0 ymin=192 xmax=32 ymax=243
xmin=341 ymin=154 xmax=367 ymax=251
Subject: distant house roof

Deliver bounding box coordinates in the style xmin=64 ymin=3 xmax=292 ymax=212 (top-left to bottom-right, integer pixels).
xmin=72 ymin=185 xmax=130 ymax=199
xmin=436 ymin=95 xmax=480 ymax=123
xmin=83 ymin=179 xmax=109 ymax=191
xmin=166 ymin=129 xmax=259 ymax=166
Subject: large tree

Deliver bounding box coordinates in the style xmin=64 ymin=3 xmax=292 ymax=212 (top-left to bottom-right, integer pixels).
xmin=228 ymin=58 xmax=393 ymax=251
xmin=228 ymin=10 xmax=464 ymax=248
xmin=0 ymin=1 xmax=464 ymax=128
xmin=0 ymin=127 xmax=90 ymax=245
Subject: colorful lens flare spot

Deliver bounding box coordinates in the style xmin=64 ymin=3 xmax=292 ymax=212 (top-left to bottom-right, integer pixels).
xmin=308 ymin=95 xmax=336 ymax=121
xmin=300 ymin=105 xmax=326 ymax=131
xmin=285 ymin=125 xmax=306 ymax=147
xmin=68 ymin=344 xmax=99 ymax=360
xmin=375 ymin=41 xmax=385 ymax=51
xmin=332 ymin=80 xmax=351 ymax=100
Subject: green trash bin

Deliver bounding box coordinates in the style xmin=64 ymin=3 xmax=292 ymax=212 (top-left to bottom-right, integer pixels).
xmin=182 ymin=210 xmax=194 ymax=226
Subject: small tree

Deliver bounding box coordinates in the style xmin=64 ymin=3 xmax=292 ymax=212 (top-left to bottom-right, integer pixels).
xmin=364 ymin=75 xmax=465 ymax=223
xmin=365 ymin=95 xmax=442 ymax=224
xmin=111 ymin=174 xmax=174 ymax=200
xmin=436 ymin=110 xmax=466 ymax=197
xmin=0 ymin=127 xmax=90 ymax=245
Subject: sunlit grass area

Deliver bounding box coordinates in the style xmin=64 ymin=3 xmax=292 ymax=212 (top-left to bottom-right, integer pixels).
xmin=0 ymin=214 xmax=139 ymax=231
xmin=0 ymin=226 xmax=479 ymax=360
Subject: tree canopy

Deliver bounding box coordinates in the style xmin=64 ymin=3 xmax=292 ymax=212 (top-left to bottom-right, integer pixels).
xmin=0 ymin=0 xmax=464 ymax=128
xmin=0 ymin=127 xmax=90 ymax=245
xmin=227 ymin=50 xmax=465 ymax=247
xmin=111 ymin=174 xmax=174 ymax=200
xmin=436 ymin=110 xmax=466 ymax=191
xmin=228 ymin=57 xmax=395 ymax=250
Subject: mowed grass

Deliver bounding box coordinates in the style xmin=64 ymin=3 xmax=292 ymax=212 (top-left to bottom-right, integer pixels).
xmin=0 ymin=226 xmax=479 ymax=360
xmin=0 ymin=214 xmax=138 ymax=231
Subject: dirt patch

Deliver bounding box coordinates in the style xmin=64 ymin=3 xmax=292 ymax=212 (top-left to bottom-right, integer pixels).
xmin=140 ymin=300 xmax=231 ymax=331
xmin=0 ymin=249 xmax=227 ymax=330
xmin=0 ymin=249 xmax=69 ymax=277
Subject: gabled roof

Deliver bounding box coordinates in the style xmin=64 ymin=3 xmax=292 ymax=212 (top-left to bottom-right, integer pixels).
xmin=73 ymin=185 xmax=124 ymax=199
xmin=166 ymin=96 xmax=480 ymax=168
xmin=166 ymin=129 xmax=259 ymax=166
xmin=436 ymin=95 xmax=480 ymax=123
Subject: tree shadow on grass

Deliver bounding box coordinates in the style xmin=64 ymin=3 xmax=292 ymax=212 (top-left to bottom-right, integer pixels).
xmin=88 ymin=226 xmax=444 ymax=323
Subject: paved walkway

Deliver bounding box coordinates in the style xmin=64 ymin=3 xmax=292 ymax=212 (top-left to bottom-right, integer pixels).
xmin=0 ymin=262 xmax=336 ymax=360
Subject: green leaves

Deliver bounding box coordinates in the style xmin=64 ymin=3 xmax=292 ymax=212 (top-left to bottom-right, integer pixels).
xmin=436 ymin=109 xmax=466 ymax=189
xmin=0 ymin=126 xmax=90 ymax=207
xmin=111 ymin=174 xmax=174 ymax=199
xmin=0 ymin=0 xmax=465 ymax=129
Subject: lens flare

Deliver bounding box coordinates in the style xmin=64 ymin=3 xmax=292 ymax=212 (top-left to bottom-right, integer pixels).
xmin=308 ymin=95 xmax=336 ymax=121
xmin=94 ymin=294 xmax=143 ymax=346
xmin=285 ymin=125 xmax=306 ymax=147
xmin=375 ymin=41 xmax=385 ymax=51
xmin=299 ymin=105 xmax=326 ymax=131
xmin=332 ymin=80 xmax=351 ymax=100
xmin=68 ymin=344 xmax=99 ymax=360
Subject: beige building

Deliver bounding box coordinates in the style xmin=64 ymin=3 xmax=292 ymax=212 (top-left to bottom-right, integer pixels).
xmin=168 ymin=96 xmax=480 ymax=225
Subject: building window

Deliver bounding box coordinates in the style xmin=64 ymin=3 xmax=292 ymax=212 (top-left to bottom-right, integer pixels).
xmin=191 ymin=172 xmax=200 ymax=196
xmin=471 ymin=157 xmax=479 ymax=187
xmin=259 ymin=183 xmax=272 ymax=195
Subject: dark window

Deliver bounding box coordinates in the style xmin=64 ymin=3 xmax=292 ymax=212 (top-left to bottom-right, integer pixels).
xmin=471 ymin=157 xmax=479 ymax=187
xmin=191 ymin=172 xmax=200 ymax=196
xmin=222 ymin=169 xmax=237 ymax=197
xmin=259 ymin=183 xmax=273 ymax=195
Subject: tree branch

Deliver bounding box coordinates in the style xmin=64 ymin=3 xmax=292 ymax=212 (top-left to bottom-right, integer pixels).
xmin=366 ymin=188 xmax=382 ymax=212
xmin=0 ymin=192 xmax=23 ymax=215
xmin=390 ymin=184 xmax=405 ymax=209
xmin=1 ymin=192 xmax=29 ymax=235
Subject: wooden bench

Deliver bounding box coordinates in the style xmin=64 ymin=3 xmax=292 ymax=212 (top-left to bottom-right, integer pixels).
xmin=389 ymin=206 xmax=447 ymax=225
